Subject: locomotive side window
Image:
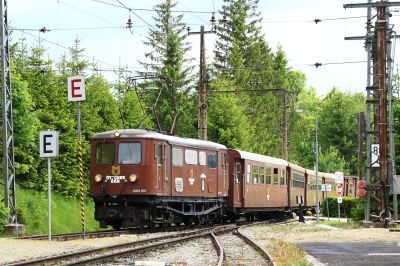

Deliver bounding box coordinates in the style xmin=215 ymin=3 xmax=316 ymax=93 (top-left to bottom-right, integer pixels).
xmin=185 ymin=149 xmax=198 ymax=165
xmin=118 ymin=142 xmax=141 ymax=164
xmin=199 ymin=151 xmax=206 ymax=166
xmin=260 ymin=167 xmax=265 ymax=184
xmin=95 ymin=142 xmax=115 ymax=164
xmin=280 ymin=170 xmax=286 ymax=186
xmin=208 ymin=153 xmax=217 ymax=169
xmin=273 ymin=168 xmax=279 ymax=185
xmin=266 ymin=168 xmax=271 ymax=185
xmin=253 ymin=164 xmax=258 ymax=184
xmin=172 ymin=148 xmax=183 ymax=166
xmin=155 ymin=144 xmax=162 ymax=165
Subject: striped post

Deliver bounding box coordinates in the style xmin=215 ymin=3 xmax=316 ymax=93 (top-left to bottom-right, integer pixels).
xmin=78 ymin=139 xmax=85 ymax=239
xmin=77 ymin=102 xmax=85 ymax=239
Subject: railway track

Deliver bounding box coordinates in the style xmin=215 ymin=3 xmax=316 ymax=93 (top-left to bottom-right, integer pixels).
xmin=15 ymin=223 xmax=210 ymax=241
xmin=7 ymin=225 xmax=234 ymax=266
xmin=8 ymin=220 xmax=291 ymax=265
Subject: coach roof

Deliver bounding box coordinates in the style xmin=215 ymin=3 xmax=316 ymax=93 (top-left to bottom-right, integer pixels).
xmin=234 ymin=150 xmax=289 ymax=167
xmin=92 ymin=129 xmax=227 ymax=150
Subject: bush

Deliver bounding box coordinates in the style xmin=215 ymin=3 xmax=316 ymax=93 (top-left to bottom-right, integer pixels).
xmin=0 ymin=205 xmax=9 ymax=231
xmin=321 ymin=197 xmax=365 ymax=221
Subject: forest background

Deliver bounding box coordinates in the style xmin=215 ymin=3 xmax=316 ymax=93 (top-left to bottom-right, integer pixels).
xmin=4 ymin=0 xmax=400 ymax=206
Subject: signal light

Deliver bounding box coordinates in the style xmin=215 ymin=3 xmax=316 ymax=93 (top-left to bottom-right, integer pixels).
xmin=357 ymin=188 xmax=366 ymax=198
xmin=357 ymin=180 xmax=366 ymax=189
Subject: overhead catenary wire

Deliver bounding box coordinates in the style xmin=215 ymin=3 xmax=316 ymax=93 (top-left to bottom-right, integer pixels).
xmin=11 ymin=26 xmax=122 ymax=70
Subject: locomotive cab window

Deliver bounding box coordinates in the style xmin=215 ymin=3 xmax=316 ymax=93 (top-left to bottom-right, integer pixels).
xmin=185 ymin=149 xmax=198 ymax=165
xmin=95 ymin=142 xmax=115 ymax=164
xmin=208 ymin=153 xmax=217 ymax=169
xmin=172 ymin=148 xmax=183 ymax=167
xmin=199 ymin=151 xmax=206 ymax=166
xmin=118 ymin=142 xmax=141 ymax=164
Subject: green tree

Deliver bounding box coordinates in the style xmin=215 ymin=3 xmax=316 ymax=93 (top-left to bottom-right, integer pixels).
xmin=139 ymin=0 xmax=195 ymax=135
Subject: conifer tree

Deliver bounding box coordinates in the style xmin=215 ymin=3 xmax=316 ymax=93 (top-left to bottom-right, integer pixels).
xmin=139 ymin=0 xmax=195 ymax=135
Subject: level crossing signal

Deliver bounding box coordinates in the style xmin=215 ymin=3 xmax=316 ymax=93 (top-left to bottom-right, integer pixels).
xmin=357 ymin=180 xmax=367 ymax=198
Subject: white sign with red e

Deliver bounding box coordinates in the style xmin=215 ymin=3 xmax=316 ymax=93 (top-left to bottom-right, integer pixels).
xmin=68 ymin=76 xmax=86 ymax=102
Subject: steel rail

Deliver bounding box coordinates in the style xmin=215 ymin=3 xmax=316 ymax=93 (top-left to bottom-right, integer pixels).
xmin=7 ymin=227 xmax=213 ymax=266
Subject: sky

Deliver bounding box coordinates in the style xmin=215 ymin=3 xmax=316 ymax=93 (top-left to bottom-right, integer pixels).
xmin=9 ymin=0 xmax=400 ymax=96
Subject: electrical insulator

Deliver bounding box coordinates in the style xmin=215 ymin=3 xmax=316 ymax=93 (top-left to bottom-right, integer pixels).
xmin=210 ymin=12 xmax=216 ymax=24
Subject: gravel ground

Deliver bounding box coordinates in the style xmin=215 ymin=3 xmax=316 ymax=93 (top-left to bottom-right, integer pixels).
xmin=0 ymin=232 xmax=177 ymax=265
xmin=110 ymin=237 xmax=217 ymax=266
xmin=216 ymin=232 xmax=269 ymax=265
xmin=1 ymin=221 xmax=399 ymax=265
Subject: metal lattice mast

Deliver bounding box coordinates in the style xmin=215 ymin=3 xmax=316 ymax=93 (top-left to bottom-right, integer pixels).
xmin=1 ymin=0 xmax=17 ymax=223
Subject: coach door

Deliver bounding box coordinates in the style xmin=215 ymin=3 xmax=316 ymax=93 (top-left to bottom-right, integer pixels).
xmin=154 ymin=143 xmax=165 ymax=193
xmin=234 ymin=159 xmax=243 ymax=206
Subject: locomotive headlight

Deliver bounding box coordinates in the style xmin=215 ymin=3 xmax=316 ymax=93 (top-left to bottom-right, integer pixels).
xmin=114 ymin=131 xmax=120 ymax=137
xmin=95 ymin=174 xmax=103 ymax=182
xmin=129 ymin=173 xmax=137 ymax=183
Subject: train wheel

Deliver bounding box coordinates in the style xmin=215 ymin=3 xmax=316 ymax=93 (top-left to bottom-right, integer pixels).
xmin=111 ymin=221 xmax=122 ymax=230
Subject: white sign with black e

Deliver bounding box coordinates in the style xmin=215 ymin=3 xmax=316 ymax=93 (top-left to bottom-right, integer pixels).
xmin=40 ymin=131 xmax=59 ymax=158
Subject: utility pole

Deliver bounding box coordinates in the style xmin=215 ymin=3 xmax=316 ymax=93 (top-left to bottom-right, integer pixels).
xmin=188 ymin=25 xmax=215 ymax=140
xmin=344 ymin=0 xmax=400 ymax=226
xmin=281 ymin=94 xmax=288 ymax=161
xmin=1 ymin=0 xmax=24 ymax=234
xmin=1 ymin=0 xmax=16 ymax=223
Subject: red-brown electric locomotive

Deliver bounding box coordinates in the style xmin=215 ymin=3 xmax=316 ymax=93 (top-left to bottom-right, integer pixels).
xmin=90 ymin=129 xmax=353 ymax=229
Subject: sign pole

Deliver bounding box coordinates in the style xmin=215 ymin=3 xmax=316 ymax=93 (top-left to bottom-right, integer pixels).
xmin=338 ymin=201 xmax=341 ymax=222
xmin=68 ymin=76 xmax=86 ymax=240
xmin=327 ymin=197 xmax=330 ymax=221
xmin=48 ymin=157 xmax=51 ymax=241
xmin=40 ymin=130 xmax=59 ymax=241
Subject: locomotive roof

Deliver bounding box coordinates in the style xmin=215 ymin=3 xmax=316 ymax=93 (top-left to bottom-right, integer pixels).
xmin=92 ymin=129 xmax=227 ymax=150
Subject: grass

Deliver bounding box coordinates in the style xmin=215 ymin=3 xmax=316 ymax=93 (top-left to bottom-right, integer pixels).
xmin=1 ymin=185 xmax=102 ymax=235
xmin=270 ymin=238 xmax=312 ymax=266
xmin=317 ymin=220 xmax=361 ymax=229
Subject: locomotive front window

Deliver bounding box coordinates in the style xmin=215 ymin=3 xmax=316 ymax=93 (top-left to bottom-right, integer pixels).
xmin=96 ymin=142 xmax=115 ymax=164
xmin=118 ymin=142 xmax=141 ymax=164
xmin=185 ymin=149 xmax=198 ymax=165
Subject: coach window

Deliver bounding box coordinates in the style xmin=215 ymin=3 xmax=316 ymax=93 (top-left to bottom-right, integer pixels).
xmin=208 ymin=153 xmax=217 ymax=169
xmin=266 ymin=168 xmax=271 ymax=185
xmin=246 ymin=163 xmax=251 ymax=184
xmin=260 ymin=167 xmax=265 ymax=184
xmin=199 ymin=151 xmax=206 ymax=166
xmin=280 ymin=169 xmax=286 ymax=186
xmin=235 ymin=162 xmax=241 ymax=183
xmin=273 ymin=168 xmax=279 ymax=185
xmin=185 ymin=149 xmax=198 ymax=165
xmin=155 ymin=144 xmax=162 ymax=166
xmin=253 ymin=164 xmax=259 ymax=184
xmin=96 ymin=142 xmax=115 ymax=164
xmin=118 ymin=142 xmax=141 ymax=164
xmin=172 ymin=148 xmax=183 ymax=167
